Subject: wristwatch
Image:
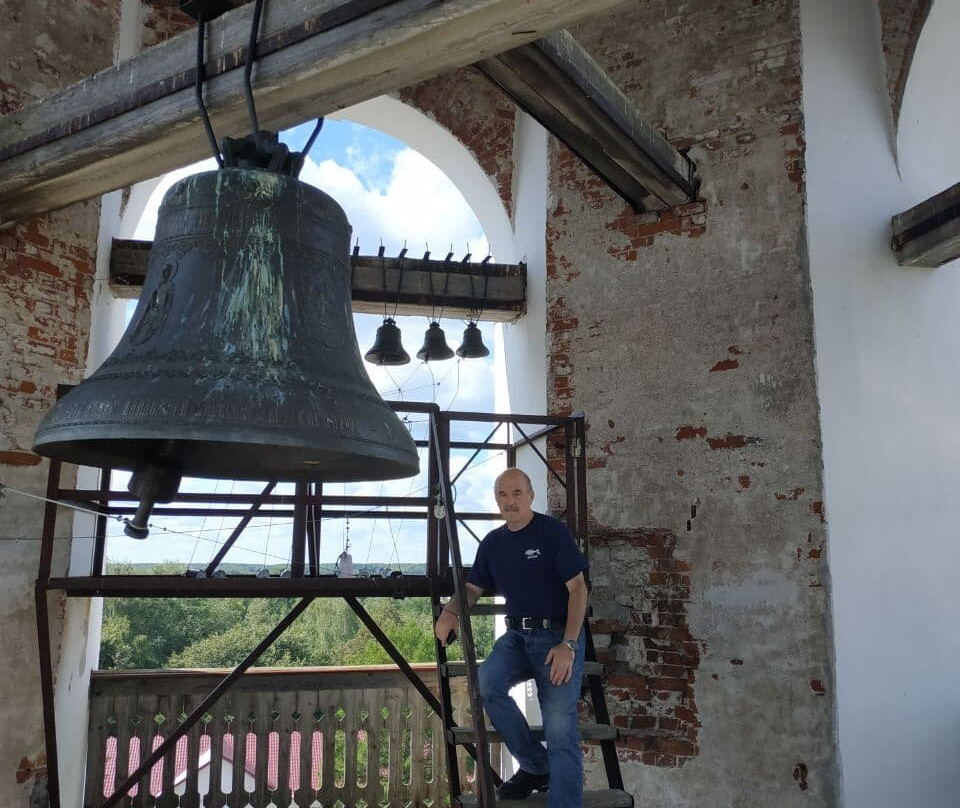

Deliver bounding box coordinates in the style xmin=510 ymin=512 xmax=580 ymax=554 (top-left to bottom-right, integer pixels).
xmin=562 ymin=638 xmax=578 ymax=652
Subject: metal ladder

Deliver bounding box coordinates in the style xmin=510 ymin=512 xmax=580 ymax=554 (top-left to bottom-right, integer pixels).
xmin=427 ymin=411 xmax=633 ymax=808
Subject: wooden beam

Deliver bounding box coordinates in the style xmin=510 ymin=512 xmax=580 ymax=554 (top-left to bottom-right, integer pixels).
xmin=478 ymin=31 xmax=697 ymax=211
xmin=110 ymin=239 xmax=525 ymax=321
xmin=0 ymin=0 xmax=628 ymax=227
xmin=891 ymin=180 xmax=960 ymax=267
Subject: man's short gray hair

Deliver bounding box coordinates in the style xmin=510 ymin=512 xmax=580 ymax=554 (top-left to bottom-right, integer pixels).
xmin=494 ymin=468 xmax=534 ymax=493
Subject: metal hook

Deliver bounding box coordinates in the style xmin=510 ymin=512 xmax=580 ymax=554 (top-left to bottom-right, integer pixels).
xmin=243 ymin=0 xmax=266 ymax=147
xmin=195 ymin=12 xmax=224 ymax=167
xmin=379 ymin=245 xmax=388 ymax=319
xmin=301 ymin=118 xmax=325 ymax=159
xmin=394 ymin=244 xmax=407 ymax=319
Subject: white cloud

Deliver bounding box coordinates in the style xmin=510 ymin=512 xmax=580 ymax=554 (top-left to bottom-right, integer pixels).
xmin=300 ymin=148 xmax=489 ymax=258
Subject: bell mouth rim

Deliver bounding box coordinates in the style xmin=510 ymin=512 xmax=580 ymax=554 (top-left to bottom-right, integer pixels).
xmin=32 ymin=436 xmax=419 ymax=483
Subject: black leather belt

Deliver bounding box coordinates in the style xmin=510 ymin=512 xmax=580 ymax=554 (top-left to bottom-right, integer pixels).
xmin=505 ymin=616 xmax=566 ymax=630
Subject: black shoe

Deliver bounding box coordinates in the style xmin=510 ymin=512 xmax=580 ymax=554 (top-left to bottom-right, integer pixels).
xmin=496 ymin=769 xmax=550 ymax=800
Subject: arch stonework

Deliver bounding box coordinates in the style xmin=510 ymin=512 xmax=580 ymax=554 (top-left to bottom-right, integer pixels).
xmin=877 ymin=0 xmax=932 ymax=128
xmin=895 ymin=0 xmax=960 ymax=193
xmin=329 ymin=92 xmax=516 ymax=261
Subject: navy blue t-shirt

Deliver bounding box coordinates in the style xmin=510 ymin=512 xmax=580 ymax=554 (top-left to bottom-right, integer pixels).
xmin=467 ymin=513 xmax=588 ymax=618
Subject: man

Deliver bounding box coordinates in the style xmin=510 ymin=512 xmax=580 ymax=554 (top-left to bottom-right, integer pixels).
xmin=434 ymin=468 xmax=589 ymax=806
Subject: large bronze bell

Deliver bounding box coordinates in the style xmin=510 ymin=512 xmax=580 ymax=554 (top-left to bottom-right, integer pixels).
xmin=33 ymin=169 xmax=420 ymax=504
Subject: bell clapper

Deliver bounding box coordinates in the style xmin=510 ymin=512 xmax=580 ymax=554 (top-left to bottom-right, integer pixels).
xmin=123 ymin=464 xmax=182 ymax=540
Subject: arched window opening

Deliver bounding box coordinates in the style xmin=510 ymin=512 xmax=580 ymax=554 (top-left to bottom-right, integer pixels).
xmin=95 ymin=116 xmax=511 ymax=671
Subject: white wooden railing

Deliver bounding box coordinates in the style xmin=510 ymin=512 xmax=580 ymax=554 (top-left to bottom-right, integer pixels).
xmin=86 ymin=664 xmax=498 ymax=808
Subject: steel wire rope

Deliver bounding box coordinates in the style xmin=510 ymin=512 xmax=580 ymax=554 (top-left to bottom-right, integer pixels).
xmin=185 ymin=477 xmax=228 ymax=573
xmin=0 ymin=483 xmax=297 ymax=563
xmin=1 ymin=445 xmax=510 ymax=551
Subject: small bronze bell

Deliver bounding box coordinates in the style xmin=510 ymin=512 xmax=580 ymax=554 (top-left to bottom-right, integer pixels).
xmin=416 ymin=322 xmax=454 ymax=362
xmin=456 ymin=322 xmax=489 ymax=359
xmin=33 ymin=167 xmax=419 ymax=536
xmin=364 ymin=318 xmax=410 ymax=366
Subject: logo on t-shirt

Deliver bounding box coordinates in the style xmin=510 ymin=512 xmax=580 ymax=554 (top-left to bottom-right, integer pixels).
xmin=524 ymin=548 xmax=542 ymax=560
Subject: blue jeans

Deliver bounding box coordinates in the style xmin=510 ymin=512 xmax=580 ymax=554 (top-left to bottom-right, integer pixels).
xmin=477 ymin=627 xmax=586 ymax=808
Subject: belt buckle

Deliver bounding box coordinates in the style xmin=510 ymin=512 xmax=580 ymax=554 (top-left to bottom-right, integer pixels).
xmin=521 ymin=617 xmax=535 ymax=630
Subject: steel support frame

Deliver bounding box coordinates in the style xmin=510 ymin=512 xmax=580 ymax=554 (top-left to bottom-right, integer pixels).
xmin=34 ymin=405 xmax=589 ymax=808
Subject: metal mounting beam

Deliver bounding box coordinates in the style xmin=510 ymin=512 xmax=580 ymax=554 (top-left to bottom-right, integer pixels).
xmin=478 ymin=31 xmax=698 ymax=211
xmin=110 ymin=239 xmax=526 ymax=321
xmin=891 ymin=180 xmax=960 ymax=267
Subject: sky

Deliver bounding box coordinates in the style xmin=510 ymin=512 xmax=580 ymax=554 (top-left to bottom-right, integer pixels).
xmin=104 ymin=120 xmax=506 ymax=570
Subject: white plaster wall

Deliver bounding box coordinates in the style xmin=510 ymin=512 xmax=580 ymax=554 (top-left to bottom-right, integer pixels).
xmin=52 ymin=5 xmax=145 ymax=794
xmin=54 ymin=188 xmax=131 ymax=806
xmin=499 ymin=111 xmax=548 ymax=419
xmin=800 ymin=0 xmax=960 ymax=805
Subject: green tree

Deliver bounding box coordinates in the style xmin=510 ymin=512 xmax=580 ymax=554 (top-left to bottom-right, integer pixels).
xmin=99 ymin=562 xmax=495 ymax=670
xmin=100 ymin=596 xmax=241 ymax=669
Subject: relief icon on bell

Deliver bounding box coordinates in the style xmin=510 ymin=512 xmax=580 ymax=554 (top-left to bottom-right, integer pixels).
xmin=33 ymin=167 xmax=420 ymax=537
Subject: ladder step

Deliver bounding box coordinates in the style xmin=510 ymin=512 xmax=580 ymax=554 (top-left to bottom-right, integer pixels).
xmin=450 ymin=722 xmax=617 ymax=744
xmin=443 ymin=660 xmax=604 ymax=678
xmin=457 ymin=788 xmax=633 ymax=808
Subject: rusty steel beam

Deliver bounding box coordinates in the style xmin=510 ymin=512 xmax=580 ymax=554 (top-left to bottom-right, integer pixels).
xmin=44 ymin=574 xmax=448 ymax=599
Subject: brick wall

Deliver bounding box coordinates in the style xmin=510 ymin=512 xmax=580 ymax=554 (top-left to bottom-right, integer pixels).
xmin=401 ymin=1 xmax=837 ymax=802
xmin=0 ymin=1 xmax=118 ymax=804
xmin=547 ymin=0 xmax=836 ymax=803
xmin=0 ymin=0 xmax=841 ymax=803
xmin=398 ymin=67 xmax=516 ymax=220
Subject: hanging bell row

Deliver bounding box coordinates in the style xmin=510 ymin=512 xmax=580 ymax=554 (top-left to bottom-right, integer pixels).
xmin=364 ymin=318 xmax=490 ymax=366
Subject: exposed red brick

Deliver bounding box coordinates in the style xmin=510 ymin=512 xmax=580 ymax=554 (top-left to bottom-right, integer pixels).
xmin=0 ymin=451 xmax=42 ymax=467
xmin=810 ymin=501 xmax=825 ymax=523
xmin=775 ymin=487 xmax=805 ymax=501
xmin=588 ymin=524 xmax=702 ymax=767
xmin=675 ymin=426 xmax=707 ymax=441
xmin=709 ymin=359 xmax=739 ymax=372
xmin=707 ymin=434 xmax=746 ymax=450
xmin=738 ymin=475 xmax=751 ymax=490
xmin=810 ymin=679 xmax=825 ymax=695
xmin=15 ymin=753 xmax=45 ymax=785
xmin=603 ymin=201 xmax=708 ymax=258
xmin=18 ymin=255 xmax=63 ymax=279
